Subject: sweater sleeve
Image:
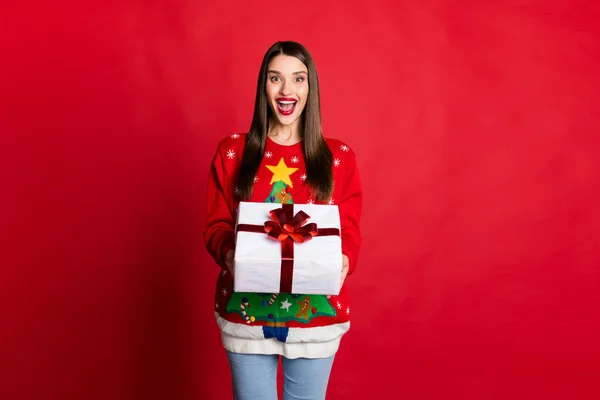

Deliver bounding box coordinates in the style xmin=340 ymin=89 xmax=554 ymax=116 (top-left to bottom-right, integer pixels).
xmin=338 ymin=148 xmax=363 ymax=275
xmin=203 ymin=146 xmax=236 ymax=270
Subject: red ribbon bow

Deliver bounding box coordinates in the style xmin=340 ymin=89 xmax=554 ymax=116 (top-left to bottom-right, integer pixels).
xmin=264 ymin=208 xmax=318 ymax=243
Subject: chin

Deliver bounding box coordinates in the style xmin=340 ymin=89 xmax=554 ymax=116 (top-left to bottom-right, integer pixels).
xmin=275 ymin=107 xmax=305 ymax=125
xmin=276 ymin=116 xmax=300 ymax=126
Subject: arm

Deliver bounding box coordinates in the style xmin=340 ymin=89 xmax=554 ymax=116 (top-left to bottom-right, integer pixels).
xmin=338 ymin=149 xmax=363 ymax=275
xmin=203 ymin=147 xmax=236 ymax=271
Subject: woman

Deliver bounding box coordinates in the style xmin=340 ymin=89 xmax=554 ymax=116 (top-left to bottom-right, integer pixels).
xmin=203 ymin=41 xmax=363 ymax=400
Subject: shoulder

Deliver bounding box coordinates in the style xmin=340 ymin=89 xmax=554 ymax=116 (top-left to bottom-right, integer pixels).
xmin=215 ymin=133 xmax=247 ymax=156
xmin=324 ymin=136 xmax=357 ymax=161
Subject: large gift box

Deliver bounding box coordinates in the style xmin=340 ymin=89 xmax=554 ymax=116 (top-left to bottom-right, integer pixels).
xmin=233 ymin=201 xmax=342 ymax=295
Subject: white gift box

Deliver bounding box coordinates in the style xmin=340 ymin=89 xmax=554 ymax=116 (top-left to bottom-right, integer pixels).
xmin=233 ymin=201 xmax=342 ymax=295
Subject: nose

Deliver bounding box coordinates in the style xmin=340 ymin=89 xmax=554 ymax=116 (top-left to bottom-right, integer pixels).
xmin=279 ymin=79 xmax=292 ymax=96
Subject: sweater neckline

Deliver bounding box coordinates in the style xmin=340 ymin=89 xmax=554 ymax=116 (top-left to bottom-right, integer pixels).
xmin=266 ymin=135 xmax=302 ymax=150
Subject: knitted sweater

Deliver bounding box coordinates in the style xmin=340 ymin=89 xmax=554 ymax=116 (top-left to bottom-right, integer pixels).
xmin=203 ymin=133 xmax=362 ymax=359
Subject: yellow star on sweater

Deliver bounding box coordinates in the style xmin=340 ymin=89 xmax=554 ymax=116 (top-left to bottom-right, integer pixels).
xmin=266 ymin=157 xmax=298 ymax=188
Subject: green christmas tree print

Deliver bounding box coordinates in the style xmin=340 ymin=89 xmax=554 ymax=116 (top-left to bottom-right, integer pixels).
xmin=265 ymin=181 xmax=293 ymax=204
xmin=223 ymin=160 xmax=338 ymax=331
xmin=226 ymin=292 xmax=336 ymax=324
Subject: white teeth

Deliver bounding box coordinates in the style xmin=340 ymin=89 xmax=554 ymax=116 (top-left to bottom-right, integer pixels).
xmin=277 ymin=100 xmax=296 ymax=112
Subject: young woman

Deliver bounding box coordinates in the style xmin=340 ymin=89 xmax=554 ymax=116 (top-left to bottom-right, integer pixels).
xmin=203 ymin=41 xmax=363 ymax=400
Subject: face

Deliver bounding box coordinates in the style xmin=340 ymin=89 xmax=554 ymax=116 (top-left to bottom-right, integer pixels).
xmin=265 ymin=54 xmax=309 ymax=127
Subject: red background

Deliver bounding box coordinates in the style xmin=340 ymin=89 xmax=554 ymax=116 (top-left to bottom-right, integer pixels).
xmin=2 ymin=1 xmax=599 ymax=399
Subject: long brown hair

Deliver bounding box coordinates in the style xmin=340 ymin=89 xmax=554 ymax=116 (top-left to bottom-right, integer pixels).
xmin=237 ymin=41 xmax=333 ymax=201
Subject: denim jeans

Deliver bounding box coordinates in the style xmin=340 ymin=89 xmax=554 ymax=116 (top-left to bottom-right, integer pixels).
xmin=226 ymin=351 xmax=335 ymax=400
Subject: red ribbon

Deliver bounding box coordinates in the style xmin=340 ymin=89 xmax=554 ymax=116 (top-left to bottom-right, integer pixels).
xmin=236 ymin=204 xmax=340 ymax=293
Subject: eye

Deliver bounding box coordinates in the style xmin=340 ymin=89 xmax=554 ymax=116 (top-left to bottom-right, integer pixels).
xmin=270 ymin=75 xmax=280 ymax=82
xmin=295 ymin=76 xmax=305 ymax=83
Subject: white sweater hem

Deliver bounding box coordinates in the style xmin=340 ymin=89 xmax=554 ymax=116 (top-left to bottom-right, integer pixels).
xmin=216 ymin=313 xmax=350 ymax=359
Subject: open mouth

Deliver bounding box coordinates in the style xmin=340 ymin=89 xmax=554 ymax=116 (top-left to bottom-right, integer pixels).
xmin=276 ymin=98 xmax=297 ymax=116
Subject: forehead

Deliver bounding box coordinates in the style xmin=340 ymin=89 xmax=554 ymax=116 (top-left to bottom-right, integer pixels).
xmin=267 ymin=54 xmax=307 ymax=73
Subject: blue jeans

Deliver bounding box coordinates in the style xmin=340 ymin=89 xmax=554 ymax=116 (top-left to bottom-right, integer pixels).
xmin=226 ymin=351 xmax=335 ymax=400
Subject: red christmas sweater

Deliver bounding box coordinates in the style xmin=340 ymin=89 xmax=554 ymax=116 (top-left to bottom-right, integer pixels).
xmin=203 ymin=133 xmax=362 ymax=359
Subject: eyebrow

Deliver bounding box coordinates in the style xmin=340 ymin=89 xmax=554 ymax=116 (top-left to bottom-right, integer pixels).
xmin=267 ymin=70 xmax=308 ymax=75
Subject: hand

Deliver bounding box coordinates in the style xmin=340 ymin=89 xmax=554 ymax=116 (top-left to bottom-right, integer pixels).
xmin=340 ymin=255 xmax=349 ymax=289
xmin=225 ymin=249 xmax=235 ymax=277
xmin=327 ymin=256 xmax=350 ymax=299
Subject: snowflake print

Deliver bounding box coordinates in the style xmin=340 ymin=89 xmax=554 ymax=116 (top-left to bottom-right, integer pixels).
xmin=226 ymin=149 xmax=235 ymax=159
xmin=300 ymin=174 xmax=307 ymax=182
xmin=215 ymin=303 xmax=220 ymax=309
xmin=346 ymin=307 xmax=350 ymax=315
xmin=231 ymin=133 xmax=240 ymax=139
xmin=333 ymin=158 xmax=341 ymax=167
xmin=233 ymin=186 xmax=240 ymax=196
xmin=222 ymin=288 xmax=228 ymax=296
xmin=221 ymin=270 xmax=228 ymax=277
xmin=328 ymin=198 xmax=335 ymax=205
xmin=340 ymin=144 xmax=350 ymax=152
xmin=290 ymin=156 xmax=299 ymax=164
xmin=307 ymin=199 xmax=314 ymax=204
xmin=264 ymin=151 xmax=273 ymax=158
xmin=254 ymin=176 xmax=259 ymax=183
xmin=336 ymin=301 xmax=342 ymax=310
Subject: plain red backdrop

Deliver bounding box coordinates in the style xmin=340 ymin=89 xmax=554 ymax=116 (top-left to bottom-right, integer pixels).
xmin=1 ymin=1 xmax=599 ymax=399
